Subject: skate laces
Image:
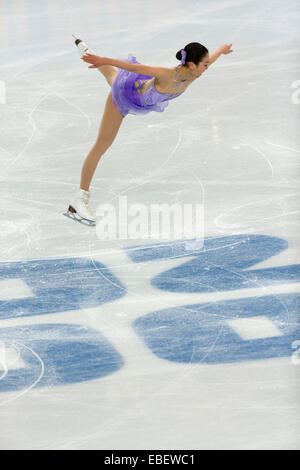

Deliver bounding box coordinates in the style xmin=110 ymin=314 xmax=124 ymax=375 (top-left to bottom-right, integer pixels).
xmin=82 ymin=193 xmax=89 ymax=204
xmin=79 ymin=190 xmax=95 ymax=218
xmin=80 ymin=189 xmax=90 ymax=204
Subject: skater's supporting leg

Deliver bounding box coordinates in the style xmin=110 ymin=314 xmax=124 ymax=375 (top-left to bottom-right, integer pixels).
xmin=80 ymin=91 xmax=124 ymax=191
xmin=80 ymin=141 xmax=110 ymax=191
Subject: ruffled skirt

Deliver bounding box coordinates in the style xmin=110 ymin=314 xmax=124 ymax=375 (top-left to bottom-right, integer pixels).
xmin=111 ymin=54 xmax=169 ymax=117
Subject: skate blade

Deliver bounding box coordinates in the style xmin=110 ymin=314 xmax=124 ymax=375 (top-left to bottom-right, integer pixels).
xmin=63 ymin=207 xmax=96 ymax=227
xmin=72 ymin=34 xmax=82 ymax=46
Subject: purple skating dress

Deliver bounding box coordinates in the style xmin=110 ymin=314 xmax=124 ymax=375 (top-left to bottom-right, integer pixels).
xmin=111 ymin=54 xmax=183 ymax=117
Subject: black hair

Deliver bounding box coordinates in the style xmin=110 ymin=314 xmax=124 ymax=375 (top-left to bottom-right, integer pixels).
xmin=176 ymin=42 xmax=209 ymax=67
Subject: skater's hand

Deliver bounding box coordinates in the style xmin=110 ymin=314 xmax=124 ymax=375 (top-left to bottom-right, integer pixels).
xmin=81 ymin=53 xmax=106 ymax=68
xmin=219 ymin=43 xmax=233 ymax=55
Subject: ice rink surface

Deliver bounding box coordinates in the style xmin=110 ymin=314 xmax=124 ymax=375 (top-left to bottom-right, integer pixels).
xmin=0 ymin=0 xmax=300 ymax=450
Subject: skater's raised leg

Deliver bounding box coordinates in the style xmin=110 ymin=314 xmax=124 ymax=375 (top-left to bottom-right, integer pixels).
xmin=96 ymin=64 xmax=118 ymax=86
xmin=74 ymin=35 xmax=117 ymax=86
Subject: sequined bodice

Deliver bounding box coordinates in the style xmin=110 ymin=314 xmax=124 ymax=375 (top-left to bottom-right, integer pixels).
xmin=134 ymin=65 xmax=186 ymax=104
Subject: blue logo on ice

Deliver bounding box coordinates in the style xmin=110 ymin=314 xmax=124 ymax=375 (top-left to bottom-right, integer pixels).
xmin=0 ymin=324 xmax=124 ymax=392
xmin=0 ymin=257 xmax=126 ymax=391
xmin=0 ymin=257 xmax=126 ymax=319
xmin=0 ymin=234 xmax=299 ymax=393
xmin=126 ymin=234 xmax=300 ymax=364
xmin=132 ymin=293 xmax=299 ymax=364
xmin=125 ymin=234 xmax=300 ymax=293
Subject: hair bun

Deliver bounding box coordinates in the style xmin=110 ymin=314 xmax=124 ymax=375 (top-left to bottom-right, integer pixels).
xmin=176 ymin=50 xmax=182 ymax=60
xmin=175 ymin=42 xmax=209 ymax=66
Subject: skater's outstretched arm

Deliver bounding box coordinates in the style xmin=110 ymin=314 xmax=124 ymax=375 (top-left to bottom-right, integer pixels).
xmin=81 ymin=53 xmax=170 ymax=79
xmin=208 ymin=43 xmax=233 ymax=66
xmin=81 ymin=53 xmax=136 ymax=72
xmin=132 ymin=64 xmax=170 ymax=79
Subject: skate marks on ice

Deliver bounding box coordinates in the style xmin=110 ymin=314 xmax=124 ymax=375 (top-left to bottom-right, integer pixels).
xmin=0 ymin=325 xmax=124 ymax=396
xmin=215 ymin=193 xmax=300 ymax=231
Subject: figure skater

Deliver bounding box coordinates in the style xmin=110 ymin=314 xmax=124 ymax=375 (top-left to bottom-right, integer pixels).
xmin=64 ymin=39 xmax=233 ymax=226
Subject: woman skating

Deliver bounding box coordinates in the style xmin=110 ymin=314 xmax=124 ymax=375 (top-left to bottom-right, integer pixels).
xmin=65 ymin=40 xmax=233 ymax=226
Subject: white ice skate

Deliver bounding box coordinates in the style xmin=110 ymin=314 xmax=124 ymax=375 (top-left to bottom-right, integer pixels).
xmin=72 ymin=34 xmax=95 ymax=57
xmin=64 ymin=189 xmax=96 ymax=227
